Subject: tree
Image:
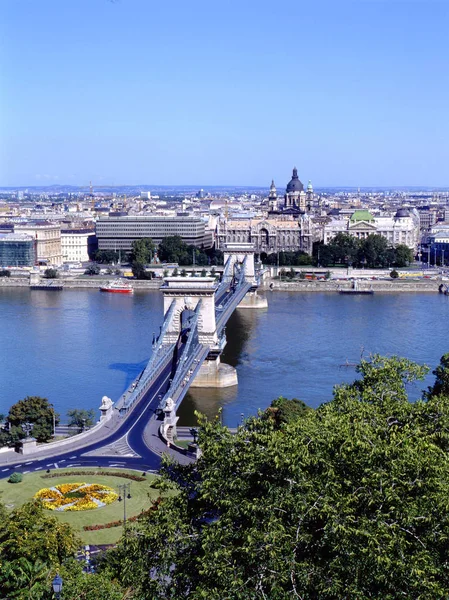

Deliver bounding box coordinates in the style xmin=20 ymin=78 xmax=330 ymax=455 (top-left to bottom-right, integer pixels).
xmin=158 ymin=236 xmax=188 ymax=263
xmin=131 ymin=238 xmax=155 ymax=264
xmin=109 ymin=355 xmax=449 ymax=599
xmin=84 ymin=264 xmax=100 ymax=276
xmin=263 ymin=396 xmax=311 ymax=428
xmin=94 ymin=249 xmax=119 ymax=264
xmin=7 ymin=396 xmax=59 ymax=443
xmin=427 ymin=353 xmax=449 ymax=398
xmin=359 ymin=234 xmax=389 ymax=268
xmin=0 ymin=269 xmax=11 ymax=277
xmin=67 ymin=408 xmax=96 ymax=432
xmin=180 ymin=268 xmax=187 ymax=277
xmin=390 ymin=268 xmax=399 ymax=278
xmin=394 ymin=244 xmax=414 ymax=267
xmin=43 ymin=268 xmax=58 ymax=279
xmin=329 ymin=232 xmax=360 ymax=265
xmin=131 ymin=262 xmax=153 ymax=280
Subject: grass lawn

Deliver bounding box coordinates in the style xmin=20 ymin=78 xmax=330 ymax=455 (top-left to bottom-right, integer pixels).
xmin=0 ymin=468 xmax=166 ymax=545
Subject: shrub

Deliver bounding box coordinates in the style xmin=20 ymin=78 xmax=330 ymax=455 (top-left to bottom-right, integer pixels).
xmin=43 ymin=268 xmax=58 ymax=279
xmin=41 ymin=470 xmax=146 ymax=482
xmin=8 ymin=472 xmax=23 ymax=483
xmin=390 ymin=269 xmax=399 ymax=279
xmin=83 ymin=499 xmax=161 ymax=530
xmin=0 ymin=269 xmax=11 ymax=278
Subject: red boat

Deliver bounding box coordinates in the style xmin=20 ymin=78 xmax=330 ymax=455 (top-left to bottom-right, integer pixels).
xmin=99 ymin=280 xmax=134 ymax=294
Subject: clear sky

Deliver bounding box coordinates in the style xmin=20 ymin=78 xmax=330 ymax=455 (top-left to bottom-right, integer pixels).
xmin=1 ymin=0 xmax=448 ymax=188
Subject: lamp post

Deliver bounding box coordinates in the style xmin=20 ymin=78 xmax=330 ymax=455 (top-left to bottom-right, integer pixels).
xmin=52 ymin=574 xmax=63 ymax=599
xmin=118 ymin=483 xmax=131 ymax=530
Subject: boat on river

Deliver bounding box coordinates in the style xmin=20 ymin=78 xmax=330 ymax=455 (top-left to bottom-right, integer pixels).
xmin=99 ymin=280 xmax=134 ymax=294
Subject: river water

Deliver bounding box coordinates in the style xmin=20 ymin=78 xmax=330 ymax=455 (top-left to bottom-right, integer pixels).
xmin=0 ymin=288 xmax=447 ymax=426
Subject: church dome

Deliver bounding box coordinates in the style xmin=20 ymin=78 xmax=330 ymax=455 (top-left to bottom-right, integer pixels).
xmin=286 ymin=167 xmax=304 ymax=193
xmin=395 ymin=208 xmax=410 ymax=218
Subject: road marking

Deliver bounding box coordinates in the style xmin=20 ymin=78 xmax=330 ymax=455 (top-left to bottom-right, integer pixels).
xmin=25 ymin=462 xmax=33 ymax=465
xmin=60 ymin=459 xmax=66 ymax=463
xmin=54 ymin=462 xmax=59 ymax=469
xmin=15 ymin=464 xmax=22 ymax=468
xmin=34 ymin=467 xmax=42 ymax=471
xmin=67 ymin=463 xmax=81 ymax=467
xmin=23 ymin=470 xmax=30 ymax=474
xmin=46 ymin=463 xmax=53 ymax=467
xmin=1 ymin=468 xmax=9 ymax=472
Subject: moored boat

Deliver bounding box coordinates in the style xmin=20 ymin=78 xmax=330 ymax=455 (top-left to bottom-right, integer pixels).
xmin=100 ymin=280 xmax=134 ymax=294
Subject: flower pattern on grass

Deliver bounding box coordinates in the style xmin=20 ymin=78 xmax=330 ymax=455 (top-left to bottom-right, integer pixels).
xmin=34 ymin=483 xmax=118 ymax=511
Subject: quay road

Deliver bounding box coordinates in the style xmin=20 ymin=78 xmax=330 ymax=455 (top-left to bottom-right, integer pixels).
xmin=0 ymin=346 xmax=191 ymax=480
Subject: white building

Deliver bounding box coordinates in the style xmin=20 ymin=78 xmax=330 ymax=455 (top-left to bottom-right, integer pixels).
xmin=323 ymin=208 xmax=420 ymax=250
xmin=61 ymin=228 xmax=95 ymax=262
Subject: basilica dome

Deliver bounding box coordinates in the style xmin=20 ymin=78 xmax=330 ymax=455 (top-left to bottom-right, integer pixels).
xmin=395 ymin=208 xmax=410 ymax=218
xmin=286 ymin=167 xmax=304 ymax=193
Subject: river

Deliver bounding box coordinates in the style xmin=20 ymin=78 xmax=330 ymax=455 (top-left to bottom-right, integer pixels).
xmin=0 ymin=288 xmax=447 ymax=426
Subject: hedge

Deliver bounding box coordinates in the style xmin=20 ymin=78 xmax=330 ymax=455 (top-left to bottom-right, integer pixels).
xmin=41 ymin=470 xmax=146 ymax=482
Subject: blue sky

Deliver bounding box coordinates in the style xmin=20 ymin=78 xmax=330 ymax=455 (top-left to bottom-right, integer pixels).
xmin=1 ymin=0 xmax=448 ymax=187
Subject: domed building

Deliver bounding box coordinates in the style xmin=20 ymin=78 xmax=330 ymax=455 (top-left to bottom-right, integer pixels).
xmin=284 ymin=167 xmax=307 ymax=211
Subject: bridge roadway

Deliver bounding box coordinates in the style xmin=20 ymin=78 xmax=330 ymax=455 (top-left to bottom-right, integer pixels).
xmin=0 ymin=275 xmax=252 ymax=479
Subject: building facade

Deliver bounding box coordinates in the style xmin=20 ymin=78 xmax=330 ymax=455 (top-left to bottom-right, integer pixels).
xmin=14 ymin=221 xmax=62 ymax=265
xmin=216 ymin=214 xmax=315 ymax=254
xmin=0 ymin=233 xmax=36 ymax=267
xmin=95 ymin=215 xmax=214 ymax=253
xmin=61 ymin=228 xmax=96 ymax=262
xmin=323 ymin=209 xmax=420 ymax=250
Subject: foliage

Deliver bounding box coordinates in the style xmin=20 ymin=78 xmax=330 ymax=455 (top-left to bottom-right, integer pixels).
xmin=83 ymin=499 xmax=161 ymax=530
xmin=390 ymin=268 xmax=399 ymax=278
xmin=130 ymin=238 xmax=155 ymax=264
xmin=84 ymin=264 xmax=100 ymax=276
xmin=43 ymin=268 xmax=58 ymax=279
xmin=180 ymin=268 xmax=187 ymax=277
xmin=57 ymin=558 xmax=127 ymax=600
xmin=67 ymin=408 xmax=95 ymax=432
xmin=158 ymin=236 xmax=223 ymax=266
xmin=264 ymin=250 xmax=312 ymax=266
xmin=7 ymin=396 xmax=59 ymax=443
xmin=35 ymin=483 xmax=118 ymax=511
xmin=8 ymin=472 xmax=23 ymax=484
xmin=263 ymin=396 xmax=311 ymax=428
xmin=94 ymin=249 xmax=119 ymax=264
xmin=427 ymin=353 xmax=449 ymax=398
xmin=131 ymin=262 xmax=154 ymax=279
xmin=201 ymin=268 xmax=207 ymax=277
xmin=41 ymin=470 xmax=146 ymax=481
xmin=315 ymin=234 xmax=416 ymax=268
xmin=0 ymin=269 xmax=11 ymax=277
xmin=105 ymin=354 xmax=449 ymax=599
xmin=0 ymin=501 xmax=79 ymax=566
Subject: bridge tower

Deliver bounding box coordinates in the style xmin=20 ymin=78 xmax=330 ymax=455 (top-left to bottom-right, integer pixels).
xmin=160 ymin=277 xmax=237 ymax=387
xmin=161 ymin=277 xmax=218 ymax=347
xmin=222 ymin=242 xmax=268 ymax=309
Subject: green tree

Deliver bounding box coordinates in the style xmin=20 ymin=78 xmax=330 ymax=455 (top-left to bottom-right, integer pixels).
xmin=131 ymin=262 xmax=153 ymax=280
xmin=390 ymin=268 xmax=399 ymax=278
xmin=7 ymin=396 xmax=59 ymax=443
xmin=84 ymin=264 xmax=100 ymax=276
xmin=67 ymin=408 xmax=95 ymax=432
xmin=131 ymin=238 xmax=155 ymax=264
xmin=394 ymin=243 xmax=414 ymax=267
xmin=359 ymin=234 xmax=389 ymax=268
xmin=94 ymin=250 xmax=119 ymax=264
xmin=43 ymin=268 xmax=58 ymax=279
xmin=0 ymin=269 xmax=11 ymax=277
xmin=329 ymin=232 xmax=360 ymax=265
xmin=108 ymin=355 xmax=449 ymax=600
xmin=158 ymin=236 xmax=188 ymax=263
xmin=263 ymin=396 xmax=311 ymax=428
xmin=427 ymin=353 xmax=449 ymax=398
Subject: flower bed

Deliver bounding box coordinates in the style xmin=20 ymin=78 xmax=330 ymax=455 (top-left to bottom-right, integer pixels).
xmin=41 ymin=470 xmax=146 ymax=482
xmin=35 ymin=482 xmax=118 ymax=511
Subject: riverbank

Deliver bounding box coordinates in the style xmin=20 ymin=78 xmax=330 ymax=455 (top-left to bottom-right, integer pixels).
xmin=264 ymin=279 xmax=440 ymax=293
xmin=0 ymin=273 xmax=445 ymax=293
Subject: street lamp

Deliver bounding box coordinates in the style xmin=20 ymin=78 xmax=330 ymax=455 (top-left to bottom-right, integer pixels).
xmin=118 ymin=483 xmax=132 ymax=529
xmin=52 ymin=574 xmax=63 ymax=599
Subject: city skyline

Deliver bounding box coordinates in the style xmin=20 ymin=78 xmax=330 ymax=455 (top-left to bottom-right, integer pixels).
xmin=1 ymin=0 xmax=448 ymax=187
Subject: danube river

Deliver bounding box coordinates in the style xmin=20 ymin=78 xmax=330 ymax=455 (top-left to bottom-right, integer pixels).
xmin=0 ymin=288 xmax=447 ymax=426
